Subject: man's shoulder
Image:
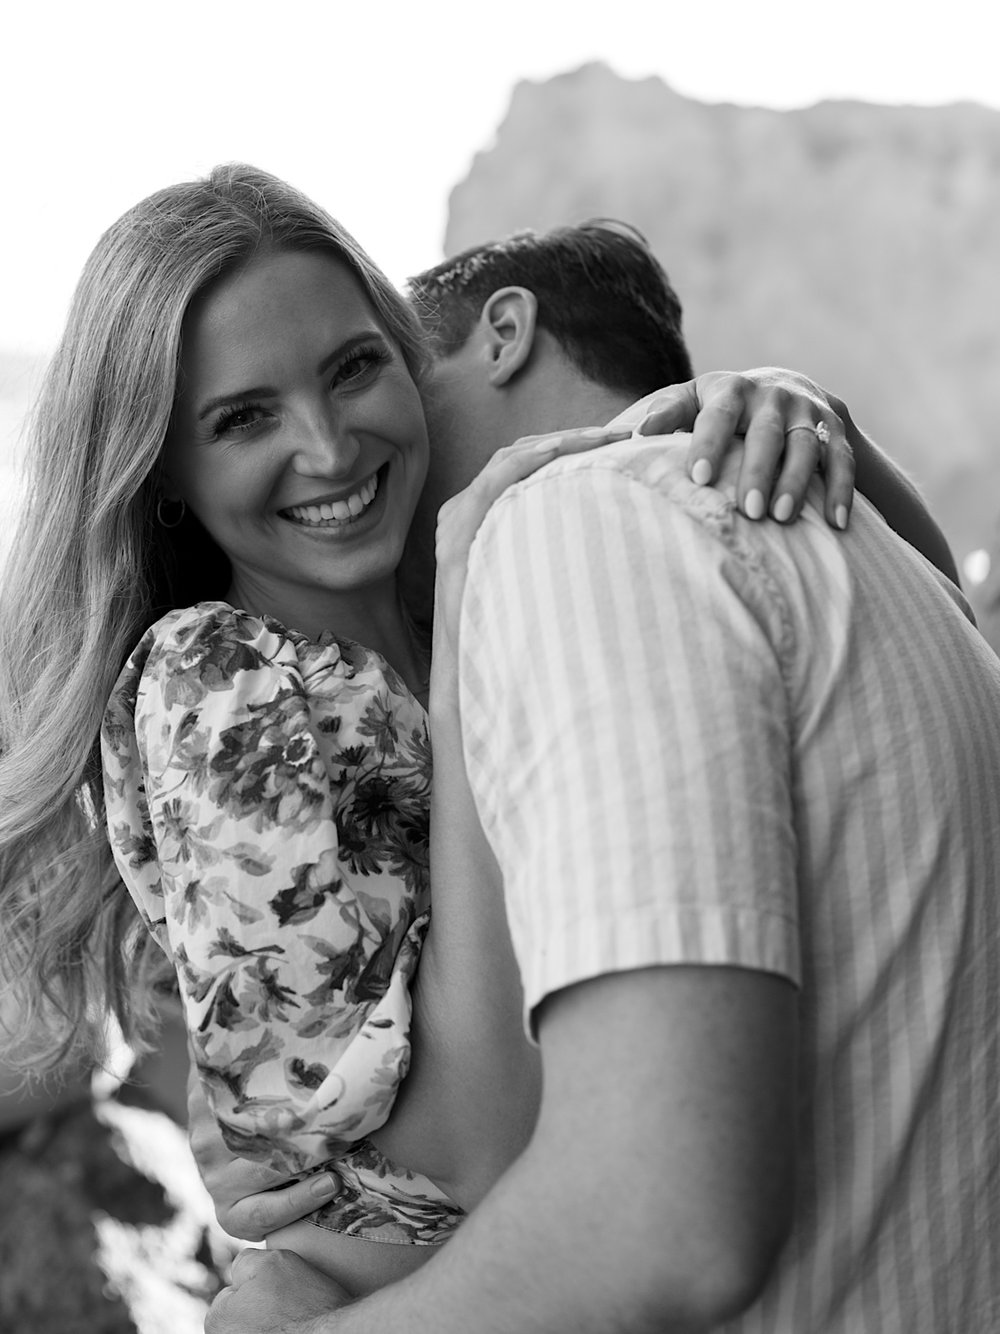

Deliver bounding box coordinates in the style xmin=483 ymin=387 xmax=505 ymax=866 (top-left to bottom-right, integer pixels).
xmin=477 ymin=429 xmax=743 ymax=574
xmin=498 ymin=430 xmax=714 ymax=513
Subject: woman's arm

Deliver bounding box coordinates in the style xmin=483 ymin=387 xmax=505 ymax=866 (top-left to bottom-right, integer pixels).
xmin=826 ymin=387 xmax=961 ymax=585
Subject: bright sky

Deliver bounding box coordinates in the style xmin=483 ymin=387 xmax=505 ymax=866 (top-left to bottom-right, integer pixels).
xmin=3 ymin=0 xmax=997 ymax=355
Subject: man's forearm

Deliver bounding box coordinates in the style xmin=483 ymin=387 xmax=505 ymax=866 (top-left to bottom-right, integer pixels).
xmin=319 ymin=1148 xmax=691 ymax=1334
xmin=320 ymin=968 xmax=795 ymax=1334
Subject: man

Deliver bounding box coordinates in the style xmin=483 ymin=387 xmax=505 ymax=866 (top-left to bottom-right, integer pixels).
xmin=207 ymin=224 xmax=998 ymax=1331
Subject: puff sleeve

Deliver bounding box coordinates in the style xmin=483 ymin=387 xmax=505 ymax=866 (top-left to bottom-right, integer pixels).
xmin=101 ymin=603 xmax=431 ymax=1176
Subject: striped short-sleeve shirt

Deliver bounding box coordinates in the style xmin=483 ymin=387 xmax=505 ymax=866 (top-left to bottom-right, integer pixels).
xmin=458 ymin=420 xmax=1000 ymax=1332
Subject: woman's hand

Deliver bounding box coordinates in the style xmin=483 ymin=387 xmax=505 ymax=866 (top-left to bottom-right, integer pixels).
xmin=432 ymin=424 xmax=632 ymax=672
xmin=635 ymin=368 xmax=856 ymax=529
xmin=186 ymin=1066 xmax=341 ymax=1242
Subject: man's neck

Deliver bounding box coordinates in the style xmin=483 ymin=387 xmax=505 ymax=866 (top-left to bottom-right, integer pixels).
xmin=510 ymin=368 xmax=635 ymax=439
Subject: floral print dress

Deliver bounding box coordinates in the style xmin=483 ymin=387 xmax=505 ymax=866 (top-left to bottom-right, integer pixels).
xmin=101 ymin=603 xmax=464 ymax=1244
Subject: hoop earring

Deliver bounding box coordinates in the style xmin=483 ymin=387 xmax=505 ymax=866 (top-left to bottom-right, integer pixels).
xmin=156 ymin=496 xmax=186 ymax=529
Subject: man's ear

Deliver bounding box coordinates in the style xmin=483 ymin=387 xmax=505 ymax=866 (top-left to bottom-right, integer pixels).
xmin=477 ymin=286 xmax=538 ymax=387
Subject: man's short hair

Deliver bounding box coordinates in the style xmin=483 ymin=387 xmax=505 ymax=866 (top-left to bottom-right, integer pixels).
xmin=407 ymin=220 xmax=694 ymax=399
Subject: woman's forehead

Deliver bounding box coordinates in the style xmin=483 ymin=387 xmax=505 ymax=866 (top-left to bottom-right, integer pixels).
xmin=180 ymin=250 xmax=382 ymax=390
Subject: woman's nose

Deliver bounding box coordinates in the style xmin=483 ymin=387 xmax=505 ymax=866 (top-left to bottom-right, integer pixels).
xmin=290 ymin=407 xmax=361 ymax=476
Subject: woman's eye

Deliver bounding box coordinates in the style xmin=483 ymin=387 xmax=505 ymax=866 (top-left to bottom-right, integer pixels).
xmin=215 ymin=404 xmax=263 ymax=435
xmin=334 ymin=346 xmax=389 ymax=387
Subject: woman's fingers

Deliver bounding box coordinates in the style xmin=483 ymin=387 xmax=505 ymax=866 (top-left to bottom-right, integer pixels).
xmin=766 ymin=424 xmax=822 ymax=522
xmin=764 ymin=416 xmax=854 ymax=527
xmin=817 ymin=426 xmax=855 ymax=531
xmin=185 ymin=1064 xmax=341 ymax=1241
xmin=728 ymin=407 xmax=785 ymax=520
xmin=682 ymin=378 xmax=752 ymax=488
xmin=734 ymin=417 xmax=839 ymax=525
xmin=635 ymin=374 xmax=750 ymax=485
xmin=634 ymin=382 xmax=701 ymax=438
xmin=223 ymin=1172 xmax=343 ymax=1243
xmin=489 ymin=424 xmax=633 ymax=480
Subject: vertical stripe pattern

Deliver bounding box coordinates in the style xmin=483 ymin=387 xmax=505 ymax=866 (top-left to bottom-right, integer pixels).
xmin=459 ymin=431 xmax=1000 ymax=1333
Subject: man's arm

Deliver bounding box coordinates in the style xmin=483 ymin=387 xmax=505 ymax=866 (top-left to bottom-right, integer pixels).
xmin=356 ymin=964 xmax=797 ymax=1332
xmin=209 ymin=964 xmax=796 ymax=1334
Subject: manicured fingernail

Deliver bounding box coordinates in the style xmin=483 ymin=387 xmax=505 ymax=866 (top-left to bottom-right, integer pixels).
xmin=309 ymin=1173 xmax=340 ymax=1199
xmin=744 ymin=489 xmax=766 ymax=520
xmin=835 ymin=504 xmax=849 ymax=530
xmin=691 ymin=458 xmax=713 ymax=486
xmin=772 ymin=493 xmax=795 ymax=523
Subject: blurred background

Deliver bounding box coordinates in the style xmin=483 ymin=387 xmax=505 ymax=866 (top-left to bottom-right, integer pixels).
xmin=2 ymin=1 xmax=998 ymax=1328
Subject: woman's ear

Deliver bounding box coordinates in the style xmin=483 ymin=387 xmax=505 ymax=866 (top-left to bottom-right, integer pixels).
xmin=157 ymin=467 xmax=184 ymax=503
xmin=478 ymin=286 xmax=538 ymax=386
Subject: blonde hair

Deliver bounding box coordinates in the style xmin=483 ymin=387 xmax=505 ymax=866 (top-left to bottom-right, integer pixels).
xmin=0 ymin=164 xmax=427 ymax=1072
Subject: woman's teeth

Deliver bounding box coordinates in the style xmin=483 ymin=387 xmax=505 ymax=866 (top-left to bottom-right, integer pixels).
xmin=285 ymin=473 xmax=379 ymax=525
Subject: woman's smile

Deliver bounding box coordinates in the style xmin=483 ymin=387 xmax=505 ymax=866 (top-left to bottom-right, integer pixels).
xmin=281 ymin=467 xmax=382 ymax=528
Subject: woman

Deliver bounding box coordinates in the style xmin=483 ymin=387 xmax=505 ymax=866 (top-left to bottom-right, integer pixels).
xmin=0 ymin=164 xmax=946 ymax=1300
xmin=2 ymin=163 xmax=589 ymax=1286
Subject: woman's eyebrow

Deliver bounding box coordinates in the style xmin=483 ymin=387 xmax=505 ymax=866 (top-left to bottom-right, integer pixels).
xmin=196 ymin=331 xmax=387 ymax=420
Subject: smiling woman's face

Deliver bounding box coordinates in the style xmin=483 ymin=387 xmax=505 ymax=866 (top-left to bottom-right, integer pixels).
xmin=164 ymin=248 xmax=429 ymax=629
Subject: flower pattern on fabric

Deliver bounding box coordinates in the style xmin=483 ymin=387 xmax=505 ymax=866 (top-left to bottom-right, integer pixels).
xmin=101 ymin=604 xmax=437 ymax=1208
xmin=310 ymin=1137 xmax=465 ymax=1244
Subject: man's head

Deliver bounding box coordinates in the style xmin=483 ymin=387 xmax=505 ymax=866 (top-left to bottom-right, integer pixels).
xmin=403 ymin=221 xmax=693 ymax=600
xmin=410 ymin=219 xmax=692 ymax=405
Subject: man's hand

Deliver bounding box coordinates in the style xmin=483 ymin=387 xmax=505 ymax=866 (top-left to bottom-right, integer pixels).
xmin=187 ymin=1067 xmax=341 ymax=1241
xmin=206 ymin=1248 xmax=351 ymax=1334
xmin=637 ymin=368 xmax=855 ymax=528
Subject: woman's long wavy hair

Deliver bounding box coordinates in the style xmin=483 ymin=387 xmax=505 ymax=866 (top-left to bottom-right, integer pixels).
xmin=0 ymin=164 xmax=427 ymax=1073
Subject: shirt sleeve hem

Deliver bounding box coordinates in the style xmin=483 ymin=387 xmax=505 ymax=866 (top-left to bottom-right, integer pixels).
xmin=520 ymin=902 xmax=801 ymax=1040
